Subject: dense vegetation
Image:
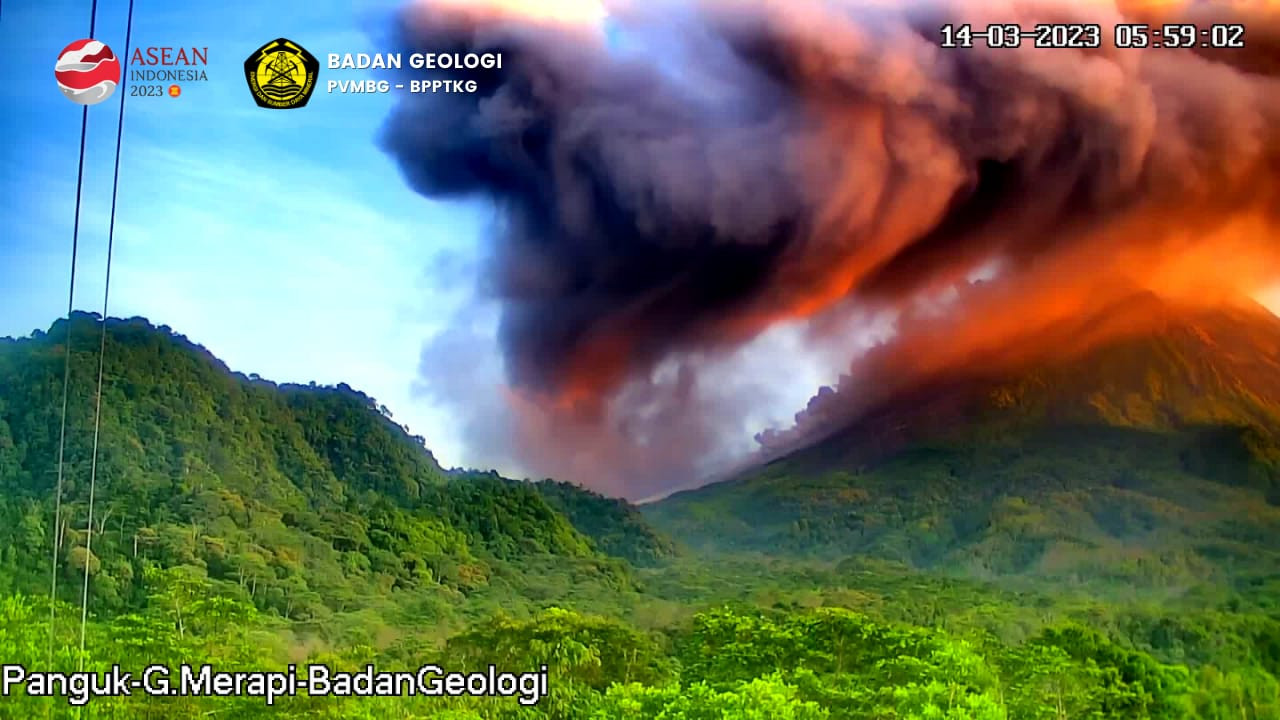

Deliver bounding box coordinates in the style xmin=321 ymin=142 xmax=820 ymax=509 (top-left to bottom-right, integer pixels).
xmin=645 ymin=425 xmax=1280 ymax=587
xmin=0 ymin=312 xmax=1277 ymax=717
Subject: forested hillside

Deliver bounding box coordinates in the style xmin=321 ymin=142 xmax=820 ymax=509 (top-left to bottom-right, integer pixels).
xmin=0 ymin=313 xmax=668 ymax=620
xmin=0 ymin=312 xmax=1276 ymax=718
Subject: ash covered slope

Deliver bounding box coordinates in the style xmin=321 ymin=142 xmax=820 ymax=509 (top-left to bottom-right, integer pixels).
xmin=646 ymin=295 xmax=1280 ymax=587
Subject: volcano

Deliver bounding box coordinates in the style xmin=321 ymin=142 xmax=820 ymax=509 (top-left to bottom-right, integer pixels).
xmin=645 ymin=294 xmax=1280 ymax=587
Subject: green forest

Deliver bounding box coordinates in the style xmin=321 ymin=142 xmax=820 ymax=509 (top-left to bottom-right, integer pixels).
xmin=0 ymin=312 xmax=1277 ymax=718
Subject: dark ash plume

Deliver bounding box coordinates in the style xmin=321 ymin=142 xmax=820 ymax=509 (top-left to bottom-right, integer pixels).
xmin=382 ymin=0 xmax=1280 ymax=498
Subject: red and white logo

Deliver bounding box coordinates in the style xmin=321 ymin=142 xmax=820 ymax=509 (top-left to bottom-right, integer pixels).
xmin=55 ymin=39 xmax=121 ymax=105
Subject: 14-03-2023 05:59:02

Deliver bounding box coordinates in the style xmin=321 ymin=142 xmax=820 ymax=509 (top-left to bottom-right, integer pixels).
xmin=939 ymin=22 xmax=1247 ymax=49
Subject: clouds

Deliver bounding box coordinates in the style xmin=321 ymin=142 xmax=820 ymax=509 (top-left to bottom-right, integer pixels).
xmin=384 ymin=0 xmax=1280 ymax=498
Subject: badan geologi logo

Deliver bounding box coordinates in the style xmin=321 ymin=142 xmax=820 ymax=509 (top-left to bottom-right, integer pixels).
xmin=55 ymin=39 xmax=121 ymax=105
xmin=244 ymin=38 xmax=319 ymax=109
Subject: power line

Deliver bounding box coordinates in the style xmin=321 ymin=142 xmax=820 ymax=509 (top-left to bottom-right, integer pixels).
xmin=49 ymin=0 xmax=102 ymax=671
xmin=79 ymin=0 xmax=135 ymax=668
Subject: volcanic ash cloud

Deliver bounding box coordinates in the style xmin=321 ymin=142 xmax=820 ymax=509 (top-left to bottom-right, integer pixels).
xmin=383 ymin=0 xmax=1280 ymax=498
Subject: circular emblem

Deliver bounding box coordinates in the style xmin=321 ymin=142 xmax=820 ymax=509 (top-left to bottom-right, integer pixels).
xmin=55 ymin=39 xmax=121 ymax=106
xmin=244 ymin=38 xmax=319 ymax=110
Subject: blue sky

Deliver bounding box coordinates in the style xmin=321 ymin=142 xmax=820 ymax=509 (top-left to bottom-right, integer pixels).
xmin=0 ymin=0 xmax=496 ymax=467
xmin=0 ymin=0 xmax=832 ymax=486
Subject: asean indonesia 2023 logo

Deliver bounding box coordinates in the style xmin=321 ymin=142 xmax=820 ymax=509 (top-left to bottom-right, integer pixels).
xmin=55 ymin=39 xmax=121 ymax=105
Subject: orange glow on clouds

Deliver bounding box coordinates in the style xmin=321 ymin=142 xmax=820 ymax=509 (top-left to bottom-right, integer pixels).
xmin=413 ymin=0 xmax=607 ymax=27
xmin=389 ymin=0 xmax=1280 ymax=496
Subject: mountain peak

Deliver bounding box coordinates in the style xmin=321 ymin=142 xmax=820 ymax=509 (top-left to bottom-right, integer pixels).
xmin=775 ymin=293 xmax=1280 ymax=470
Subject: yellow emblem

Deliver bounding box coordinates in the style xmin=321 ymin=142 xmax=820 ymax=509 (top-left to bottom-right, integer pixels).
xmin=244 ymin=38 xmax=319 ymax=109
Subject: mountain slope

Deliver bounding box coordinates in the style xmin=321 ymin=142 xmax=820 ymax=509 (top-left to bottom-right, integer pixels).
xmin=646 ymin=296 xmax=1280 ymax=588
xmin=0 ymin=313 xmax=673 ymax=617
xmin=533 ymin=479 xmax=678 ymax=566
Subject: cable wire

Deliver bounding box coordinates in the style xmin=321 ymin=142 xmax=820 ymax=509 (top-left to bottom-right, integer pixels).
xmin=79 ymin=0 xmax=135 ymax=668
xmin=49 ymin=0 xmax=101 ymax=670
